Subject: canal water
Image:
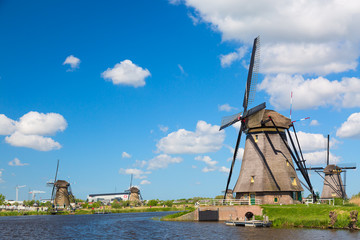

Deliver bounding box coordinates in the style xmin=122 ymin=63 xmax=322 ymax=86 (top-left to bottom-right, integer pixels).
xmin=0 ymin=212 xmax=359 ymax=239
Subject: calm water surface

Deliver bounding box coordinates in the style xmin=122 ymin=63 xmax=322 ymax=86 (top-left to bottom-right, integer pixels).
xmin=0 ymin=212 xmax=359 ymax=239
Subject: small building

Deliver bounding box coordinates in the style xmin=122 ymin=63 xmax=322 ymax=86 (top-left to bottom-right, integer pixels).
xmin=87 ymin=192 xmax=130 ymax=204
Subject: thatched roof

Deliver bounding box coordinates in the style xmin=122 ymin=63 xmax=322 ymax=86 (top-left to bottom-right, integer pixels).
xmin=247 ymin=109 xmax=291 ymax=129
xmin=54 ymin=180 xmax=69 ymax=187
xmin=323 ymin=164 xmax=342 ymax=174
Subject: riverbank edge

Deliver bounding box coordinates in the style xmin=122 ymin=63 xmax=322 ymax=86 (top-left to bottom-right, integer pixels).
xmin=162 ymin=204 xmax=360 ymax=230
xmin=0 ymin=206 xmax=182 ymax=217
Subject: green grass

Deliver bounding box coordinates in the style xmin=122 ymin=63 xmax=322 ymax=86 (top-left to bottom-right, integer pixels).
xmin=160 ymin=207 xmax=196 ymax=221
xmin=0 ymin=211 xmax=51 ymax=216
xmin=111 ymin=207 xmax=179 ymax=214
xmin=262 ymin=204 xmax=360 ymax=228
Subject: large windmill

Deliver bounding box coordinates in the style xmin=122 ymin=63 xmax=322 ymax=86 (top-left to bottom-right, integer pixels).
xmin=48 ymin=160 xmax=75 ymax=209
xmin=303 ymin=135 xmax=356 ymax=199
xmin=220 ymin=36 xmax=316 ymax=204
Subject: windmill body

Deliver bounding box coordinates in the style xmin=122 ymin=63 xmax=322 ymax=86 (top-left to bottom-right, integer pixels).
xmin=233 ymin=110 xmax=303 ymax=204
xmin=53 ymin=180 xmax=72 ymax=207
xmin=321 ymin=165 xmax=346 ymax=199
xmin=128 ymin=186 xmax=142 ymax=202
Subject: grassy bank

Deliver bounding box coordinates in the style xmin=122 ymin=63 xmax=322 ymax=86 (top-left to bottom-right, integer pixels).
xmin=160 ymin=207 xmax=195 ymax=221
xmin=262 ymin=204 xmax=360 ymax=229
xmin=0 ymin=206 xmax=184 ymax=217
xmin=0 ymin=211 xmax=53 ymax=216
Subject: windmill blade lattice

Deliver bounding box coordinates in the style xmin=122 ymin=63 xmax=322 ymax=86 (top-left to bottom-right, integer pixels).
xmin=220 ymin=112 xmax=242 ymax=131
xmin=221 ymin=36 xmax=262 ymax=200
xmin=51 ymin=160 xmax=60 ymax=203
xmin=243 ymin=36 xmax=260 ymax=111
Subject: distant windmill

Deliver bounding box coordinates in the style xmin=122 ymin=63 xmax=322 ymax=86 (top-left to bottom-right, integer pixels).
xmin=48 ymin=160 xmax=75 ymax=209
xmin=301 ymin=135 xmax=356 ymax=199
xmin=15 ymin=185 xmax=26 ymax=202
xmin=127 ymin=174 xmax=143 ymax=202
xmin=29 ymin=190 xmax=45 ymax=200
xmin=220 ymin=36 xmax=316 ymax=204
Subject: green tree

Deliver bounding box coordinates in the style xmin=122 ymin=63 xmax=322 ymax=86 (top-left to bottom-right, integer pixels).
xmin=91 ymin=201 xmax=102 ymax=208
xmin=0 ymin=194 xmax=5 ymax=205
xmin=40 ymin=201 xmax=52 ymax=207
xmin=164 ymin=200 xmax=173 ymax=207
xmin=121 ymin=200 xmax=130 ymax=207
xmin=147 ymin=199 xmax=158 ymax=206
xmin=111 ymin=200 xmax=121 ymax=209
xmin=23 ymin=200 xmax=35 ymax=206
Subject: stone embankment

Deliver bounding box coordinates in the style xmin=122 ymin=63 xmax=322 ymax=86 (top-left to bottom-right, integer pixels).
xmin=177 ymin=205 xmax=262 ymax=221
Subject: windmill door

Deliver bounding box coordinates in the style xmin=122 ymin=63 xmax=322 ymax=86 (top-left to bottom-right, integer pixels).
xmin=250 ymin=193 xmax=256 ymax=205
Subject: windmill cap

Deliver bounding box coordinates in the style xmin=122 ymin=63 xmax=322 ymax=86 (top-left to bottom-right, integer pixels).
xmin=247 ymin=109 xmax=291 ymax=129
xmin=323 ymin=164 xmax=342 ymax=174
xmin=54 ymin=180 xmax=70 ymax=187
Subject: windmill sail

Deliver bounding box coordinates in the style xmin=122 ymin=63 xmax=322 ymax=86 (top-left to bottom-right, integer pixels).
xmin=220 ymin=112 xmax=242 ymax=131
xmin=219 ymin=36 xmax=313 ymax=204
xmin=222 ymin=36 xmax=264 ymax=200
xmin=243 ymin=36 xmax=260 ymax=111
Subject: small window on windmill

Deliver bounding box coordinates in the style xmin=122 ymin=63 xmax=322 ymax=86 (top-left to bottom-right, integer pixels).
xmin=332 ymin=193 xmax=336 ymax=197
xmin=274 ymin=197 xmax=278 ymax=203
xmin=291 ymin=177 xmax=297 ymax=186
xmin=251 ymin=176 xmax=255 ymax=183
xmin=255 ymin=135 xmax=258 ymax=143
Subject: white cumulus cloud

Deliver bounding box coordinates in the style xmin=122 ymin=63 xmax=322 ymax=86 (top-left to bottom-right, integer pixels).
xmin=258 ymin=75 xmax=360 ymax=110
xmin=158 ymin=125 xmax=169 ymax=132
xmin=102 ymin=59 xmax=151 ymax=87
xmin=5 ymin=132 xmax=62 ymax=151
xmin=157 ymin=120 xmax=225 ymax=154
xmin=336 ymin=112 xmax=360 ymax=138
xmin=0 ymin=114 xmax=16 ymax=135
xmin=202 ymin=166 xmax=216 ymax=173
xmin=0 ymin=112 xmax=66 ymax=151
xmin=310 ymin=120 xmax=319 ymax=126
xmin=0 ymin=169 xmax=4 ymax=183
xmin=195 ymin=155 xmax=218 ymax=166
xmin=219 ymin=166 xmax=230 ymax=173
xmin=303 ymin=151 xmax=340 ymax=166
xmin=119 ymin=168 xmax=150 ymax=179
xmin=122 ymin=152 xmax=131 ymax=158
xmin=16 ymin=111 xmax=67 ymax=135
xmin=8 ymin=158 xmax=29 ymax=166
xmin=63 ymin=55 xmax=80 ymax=70
xmin=218 ymin=103 xmax=237 ymax=112
xmin=140 ymin=180 xmax=151 ymax=185
xmin=147 ymin=154 xmax=182 ymax=170
xmin=288 ymin=131 xmax=335 ymax=153
xmin=181 ymin=0 xmax=360 ymax=75
xmin=133 ymin=160 xmax=147 ymax=168
xmin=220 ymin=46 xmax=248 ymax=68
xmin=224 ymin=144 xmax=244 ymax=161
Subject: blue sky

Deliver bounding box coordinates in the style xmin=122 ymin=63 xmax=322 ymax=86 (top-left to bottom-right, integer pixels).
xmin=1 ymin=0 xmax=360 ymax=201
